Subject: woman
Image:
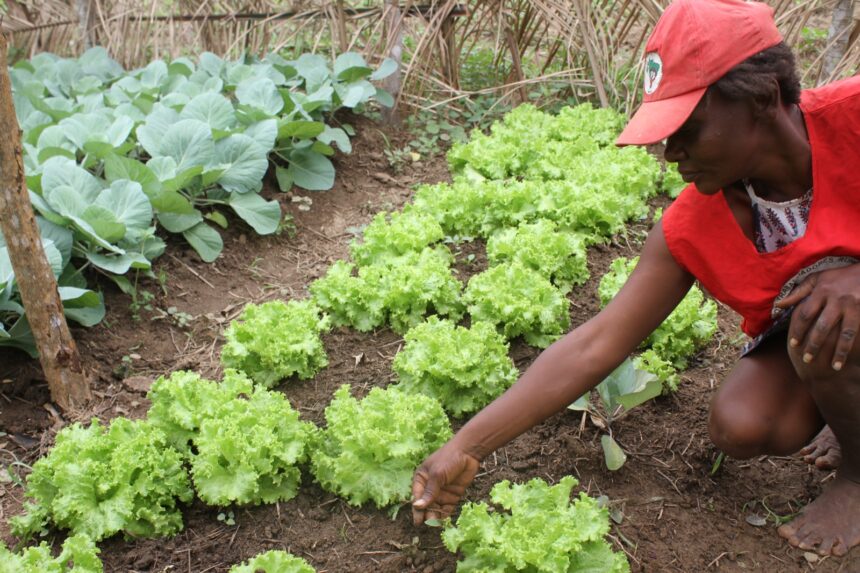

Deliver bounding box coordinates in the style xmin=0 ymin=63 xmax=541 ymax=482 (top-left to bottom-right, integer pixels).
xmin=411 ymin=0 xmax=860 ymax=558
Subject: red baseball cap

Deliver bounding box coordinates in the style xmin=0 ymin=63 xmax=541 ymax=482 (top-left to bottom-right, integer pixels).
xmin=616 ymin=0 xmax=783 ymax=146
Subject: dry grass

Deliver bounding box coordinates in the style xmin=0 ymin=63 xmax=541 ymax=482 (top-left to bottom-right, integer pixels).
xmin=3 ymin=0 xmax=857 ymax=114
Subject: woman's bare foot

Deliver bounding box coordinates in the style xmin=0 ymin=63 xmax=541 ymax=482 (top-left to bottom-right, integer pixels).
xmin=799 ymin=426 xmax=842 ymax=470
xmin=778 ymin=475 xmax=860 ymax=556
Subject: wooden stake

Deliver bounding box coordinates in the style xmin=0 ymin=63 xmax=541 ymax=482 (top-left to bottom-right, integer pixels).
xmin=381 ymin=0 xmax=403 ymax=125
xmin=0 ymin=33 xmax=91 ymax=411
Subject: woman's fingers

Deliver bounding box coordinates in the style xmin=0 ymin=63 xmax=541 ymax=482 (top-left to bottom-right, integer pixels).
xmin=831 ymin=306 xmax=859 ymax=371
xmin=777 ymin=275 xmax=818 ymax=309
xmin=788 ymin=295 xmax=825 ymax=351
xmin=798 ymin=299 xmax=840 ymax=362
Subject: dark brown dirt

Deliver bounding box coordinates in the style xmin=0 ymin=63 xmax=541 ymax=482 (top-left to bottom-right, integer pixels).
xmin=1 ymin=119 xmax=859 ymax=573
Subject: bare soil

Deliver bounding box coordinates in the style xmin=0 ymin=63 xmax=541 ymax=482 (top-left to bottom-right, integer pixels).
xmin=1 ymin=119 xmax=858 ymax=573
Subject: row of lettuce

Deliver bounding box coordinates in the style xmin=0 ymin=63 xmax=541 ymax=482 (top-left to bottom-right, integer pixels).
xmin=0 ymin=47 xmax=394 ymax=356
xmin=4 ymin=104 xmax=716 ymax=572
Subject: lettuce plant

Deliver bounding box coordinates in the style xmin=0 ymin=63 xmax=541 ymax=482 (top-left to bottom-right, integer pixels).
xmin=311 ymin=247 xmax=463 ymax=334
xmin=443 ymin=476 xmax=629 ymax=573
xmin=191 ymin=383 xmax=314 ymax=506
xmin=598 ymin=256 xmax=718 ymax=369
xmin=146 ymin=369 xmax=253 ymax=453
xmin=349 ymin=207 xmax=445 ymax=266
xmin=0 ymin=535 xmax=102 ymax=573
xmin=221 ymin=299 xmax=330 ymax=387
xmin=486 ymin=219 xmax=589 ymax=291
xmin=392 ymin=317 xmax=518 ymax=417
xmin=229 ymin=550 xmax=315 ymax=573
xmin=464 ymin=261 xmax=569 ymax=348
xmin=311 ymin=385 xmax=452 ymax=508
xmin=10 ymin=418 xmax=192 ymax=541
xmin=147 ymin=369 xmax=313 ymax=506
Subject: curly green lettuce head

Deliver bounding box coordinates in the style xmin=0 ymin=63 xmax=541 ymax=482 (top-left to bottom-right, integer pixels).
xmin=442 ymin=475 xmax=629 ymax=573
xmin=229 ymin=549 xmax=315 ymax=573
xmin=191 ymin=384 xmax=314 ymax=506
xmin=221 ymin=299 xmax=331 ymax=387
xmin=392 ymin=317 xmax=518 ymax=417
xmin=311 ymin=384 xmax=452 ymax=508
xmin=10 ymin=418 xmax=192 ymax=541
xmin=464 ymin=261 xmax=570 ymax=348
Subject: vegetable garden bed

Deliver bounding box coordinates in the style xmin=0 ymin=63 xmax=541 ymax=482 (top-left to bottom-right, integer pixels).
xmin=1 ymin=103 xmax=858 ymax=573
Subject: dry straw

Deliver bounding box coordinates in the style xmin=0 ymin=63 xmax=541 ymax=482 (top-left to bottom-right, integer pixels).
xmin=2 ymin=0 xmax=856 ymax=114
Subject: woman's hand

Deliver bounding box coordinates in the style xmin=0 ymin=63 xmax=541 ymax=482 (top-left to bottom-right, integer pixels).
xmin=411 ymin=442 xmax=481 ymax=526
xmin=776 ymin=264 xmax=860 ymax=370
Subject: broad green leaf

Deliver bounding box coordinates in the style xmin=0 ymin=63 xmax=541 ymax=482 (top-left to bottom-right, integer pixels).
xmin=169 ymin=57 xmax=196 ymax=77
xmin=597 ymin=358 xmax=662 ymax=415
xmin=37 ymin=146 xmax=76 ymax=163
xmin=140 ymin=59 xmax=169 ymax=90
xmin=214 ymin=134 xmax=268 ymax=194
xmin=303 ymin=84 xmax=334 ymax=113
xmin=311 ymin=141 xmax=335 ymax=156
xmin=147 ymin=156 xmax=178 ymax=181
xmin=82 ymin=141 xmax=117 ymax=159
xmin=162 ymin=166 xmax=204 ymax=194
xmin=104 ymin=155 xmax=161 ymax=198
xmin=275 ymin=166 xmax=293 ymax=192
xmin=81 ymin=205 xmax=126 ymax=243
xmin=294 ymin=54 xmax=330 ymax=91
xmin=183 ymin=222 xmax=223 ymax=262
xmin=375 ymin=87 xmax=395 ymax=108
xmin=228 ymin=191 xmax=281 ymax=235
xmin=45 ymin=185 xmax=90 ymax=219
xmin=567 ymin=393 xmax=590 ymax=412
xmin=36 ymin=124 xmax=74 ymax=153
xmin=158 ymin=210 xmax=203 ymax=233
xmin=199 ymin=52 xmax=225 ymax=77
xmin=370 ymin=58 xmax=398 ymax=81
xmin=154 ymin=119 xmax=216 ymax=173
xmin=318 ymin=126 xmax=351 ymax=153
xmin=236 ymin=77 xmax=283 ymax=116
xmin=334 ymin=52 xmax=372 ymax=82
xmin=200 ymin=167 xmax=225 ymax=187
xmin=279 ymin=120 xmax=326 ymax=140
xmin=338 ymin=80 xmax=376 ymax=108
xmin=42 ymin=157 xmax=103 ymax=205
xmin=95 ymin=180 xmax=153 ymax=233
xmin=601 ymin=434 xmax=627 ymax=471
xmin=205 ymin=211 xmax=228 ymax=229
xmin=243 ymin=119 xmax=278 ymax=151
xmin=287 ymin=149 xmax=335 ymax=191
xmin=36 ymin=217 xmax=73 ymax=268
xmin=0 ymin=316 xmax=36 ymax=357
xmin=181 ymin=92 xmax=236 ymax=131
xmin=136 ymin=105 xmax=182 ymax=157
xmin=86 ymin=252 xmax=150 ymax=275
xmin=59 ymin=288 xmax=105 ymax=326
xmin=151 ymin=189 xmax=194 ymax=214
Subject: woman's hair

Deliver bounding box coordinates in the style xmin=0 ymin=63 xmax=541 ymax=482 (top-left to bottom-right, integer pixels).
xmin=712 ymin=42 xmax=801 ymax=105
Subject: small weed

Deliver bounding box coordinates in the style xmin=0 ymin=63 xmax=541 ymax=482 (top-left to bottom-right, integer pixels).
xmin=217 ymin=510 xmax=236 ymax=526
xmin=129 ymin=289 xmax=155 ymax=321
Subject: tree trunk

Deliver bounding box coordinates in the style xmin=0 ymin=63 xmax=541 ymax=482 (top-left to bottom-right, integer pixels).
xmin=0 ymin=34 xmax=91 ymax=411
xmin=821 ymin=0 xmax=855 ymax=81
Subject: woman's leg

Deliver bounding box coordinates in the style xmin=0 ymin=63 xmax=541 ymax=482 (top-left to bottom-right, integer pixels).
xmin=709 ymin=333 xmax=823 ymax=460
xmin=777 ymin=320 xmax=860 ymax=557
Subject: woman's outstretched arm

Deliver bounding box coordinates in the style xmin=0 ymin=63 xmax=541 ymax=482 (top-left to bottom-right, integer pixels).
xmin=411 ymin=220 xmax=696 ymax=525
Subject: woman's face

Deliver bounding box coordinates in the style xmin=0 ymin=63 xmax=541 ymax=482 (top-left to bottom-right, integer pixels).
xmin=664 ymin=88 xmax=764 ymax=195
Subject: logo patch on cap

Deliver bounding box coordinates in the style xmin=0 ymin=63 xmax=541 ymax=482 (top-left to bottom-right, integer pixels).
xmin=644 ymin=52 xmax=663 ymax=95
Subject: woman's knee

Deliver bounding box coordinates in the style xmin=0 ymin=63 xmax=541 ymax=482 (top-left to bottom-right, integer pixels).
xmin=708 ymin=398 xmax=772 ymax=459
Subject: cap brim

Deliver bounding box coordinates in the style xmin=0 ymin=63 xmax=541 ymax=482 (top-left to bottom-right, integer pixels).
xmin=615 ymin=87 xmax=707 ymax=146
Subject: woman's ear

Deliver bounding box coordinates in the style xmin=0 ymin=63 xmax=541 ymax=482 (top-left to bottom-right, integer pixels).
xmin=752 ymin=77 xmax=781 ymax=121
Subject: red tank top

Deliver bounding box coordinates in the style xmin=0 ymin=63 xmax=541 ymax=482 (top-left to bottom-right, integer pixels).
xmin=662 ymin=76 xmax=860 ymax=337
